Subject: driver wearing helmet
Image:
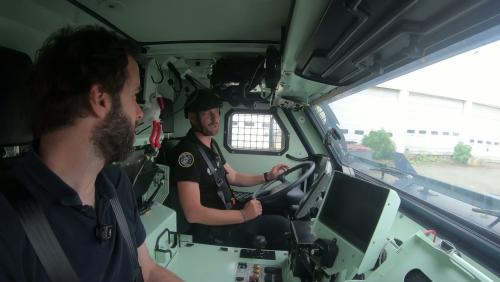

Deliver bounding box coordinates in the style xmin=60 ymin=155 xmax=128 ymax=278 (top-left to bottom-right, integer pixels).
xmin=169 ymin=89 xmax=290 ymax=250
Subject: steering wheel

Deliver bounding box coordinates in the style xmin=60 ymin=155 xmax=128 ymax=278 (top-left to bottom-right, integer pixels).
xmin=253 ymin=161 xmax=315 ymax=201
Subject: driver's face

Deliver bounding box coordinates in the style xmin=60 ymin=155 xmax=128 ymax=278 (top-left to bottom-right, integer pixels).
xmin=197 ymin=107 xmax=220 ymax=136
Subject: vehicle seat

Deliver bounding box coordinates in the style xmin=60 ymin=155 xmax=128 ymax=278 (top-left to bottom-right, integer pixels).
xmin=0 ymin=46 xmax=34 ymax=169
xmin=159 ymin=138 xmax=270 ymax=248
xmin=158 ymin=138 xmax=193 ymax=235
xmin=120 ymin=150 xmax=161 ymax=213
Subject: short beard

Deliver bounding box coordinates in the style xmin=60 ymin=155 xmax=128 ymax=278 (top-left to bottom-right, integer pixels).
xmin=193 ymin=123 xmax=216 ymax=136
xmin=192 ymin=114 xmax=218 ymax=136
xmin=91 ymin=98 xmax=135 ymax=164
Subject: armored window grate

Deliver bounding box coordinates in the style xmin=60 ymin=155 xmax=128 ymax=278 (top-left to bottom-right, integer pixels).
xmin=228 ymin=113 xmax=284 ymax=152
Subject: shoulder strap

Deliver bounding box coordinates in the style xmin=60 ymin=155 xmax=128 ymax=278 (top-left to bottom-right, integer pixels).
xmin=196 ymin=145 xmax=233 ymax=209
xmin=102 ymin=173 xmax=144 ymax=282
xmin=0 ymin=176 xmax=79 ymax=282
xmin=211 ymin=140 xmax=226 ymax=163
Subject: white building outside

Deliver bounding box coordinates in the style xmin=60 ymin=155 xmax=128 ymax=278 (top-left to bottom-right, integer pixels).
xmin=329 ymin=40 xmax=500 ymax=163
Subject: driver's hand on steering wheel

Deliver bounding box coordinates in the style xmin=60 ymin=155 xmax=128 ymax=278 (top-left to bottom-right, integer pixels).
xmin=241 ymin=199 xmax=262 ymax=222
xmin=267 ymin=164 xmax=289 ymax=181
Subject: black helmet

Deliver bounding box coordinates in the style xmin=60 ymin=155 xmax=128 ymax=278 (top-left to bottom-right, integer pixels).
xmin=184 ymin=89 xmax=223 ymax=118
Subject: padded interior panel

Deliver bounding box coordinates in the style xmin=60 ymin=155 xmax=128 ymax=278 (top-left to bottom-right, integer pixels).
xmin=0 ymin=46 xmax=33 ymax=146
xmin=296 ymin=0 xmax=500 ymax=86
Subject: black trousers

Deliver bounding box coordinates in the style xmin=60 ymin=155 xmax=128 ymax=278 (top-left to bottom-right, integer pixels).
xmin=193 ymin=214 xmax=290 ymax=250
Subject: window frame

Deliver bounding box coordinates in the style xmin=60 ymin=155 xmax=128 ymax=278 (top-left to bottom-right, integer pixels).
xmin=306 ymin=26 xmax=500 ymax=277
xmin=223 ymin=109 xmax=289 ymax=156
xmin=309 ymin=101 xmax=500 ymax=276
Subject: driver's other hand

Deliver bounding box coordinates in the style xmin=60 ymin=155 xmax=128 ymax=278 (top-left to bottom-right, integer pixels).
xmin=242 ymin=199 xmax=262 ymax=221
xmin=268 ymin=163 xmax=289 ymax=180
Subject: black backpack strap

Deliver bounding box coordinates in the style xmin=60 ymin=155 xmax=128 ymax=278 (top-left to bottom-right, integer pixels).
xmin=1 ymin=176 xmax=79 ymax=282
xmin=102 ymin=173 xmax=144 ymax=282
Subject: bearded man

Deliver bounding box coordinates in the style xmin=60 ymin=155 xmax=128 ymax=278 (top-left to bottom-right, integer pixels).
xmin=170 ymin=89 xmax=290 ymax=250
xmin=0 ymin=26 xmax=181 ymax=281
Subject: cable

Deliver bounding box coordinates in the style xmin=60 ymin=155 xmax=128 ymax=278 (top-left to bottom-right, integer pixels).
xmin=131 ymin=157 xmax=147 ymax=188
xmin=246 ymin=60 xmax=265 ymax=93
xmin=135 ymin=124 xmax=152 ymax=135
xmin=150 ymin=60 xmax=164 ymax=84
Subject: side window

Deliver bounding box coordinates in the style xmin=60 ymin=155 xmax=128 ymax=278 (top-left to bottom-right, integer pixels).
xmin=316 ymin=40 xmax=500 ymax=239
xmin=224 ymin=110 xmax=288 ymax=155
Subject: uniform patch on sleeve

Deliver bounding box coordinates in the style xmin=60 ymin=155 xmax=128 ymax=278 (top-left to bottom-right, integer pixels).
xmin=178 ymin=152 xmax=194 ymax=168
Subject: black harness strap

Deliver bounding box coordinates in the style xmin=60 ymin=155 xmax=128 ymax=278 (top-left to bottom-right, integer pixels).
xmin=2 ymin=172 xmax=144 ymax=282
xmin=211 ymin=141 xmax=240 ymax=206
xmin=196 ymin=144 xmax=233 ymax=209
xmin=103 ymin=173 xmax=144 ymax=282
xmin=211 ymin=140 xmax=225 ymax=161
xmin=1 ymin=176 xmax=79 ymax=282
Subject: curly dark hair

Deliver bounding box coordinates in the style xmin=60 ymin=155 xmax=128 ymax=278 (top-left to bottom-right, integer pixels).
xmin=31 ymin=25 xmax=140 ymax=136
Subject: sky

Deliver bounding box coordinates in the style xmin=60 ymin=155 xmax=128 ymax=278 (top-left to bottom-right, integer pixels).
xmin=379 ymin=39 xmax=500 ymax=108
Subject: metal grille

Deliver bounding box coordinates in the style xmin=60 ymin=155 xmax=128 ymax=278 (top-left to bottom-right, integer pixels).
xmin=228 ymin=113 xmax=284 ymax=151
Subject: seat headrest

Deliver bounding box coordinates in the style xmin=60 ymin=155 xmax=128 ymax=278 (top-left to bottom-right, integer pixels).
xmin=157 ymin=138 xmax=182 ymax=166
xmin=0 ymin=46 xmax=33 ymax=146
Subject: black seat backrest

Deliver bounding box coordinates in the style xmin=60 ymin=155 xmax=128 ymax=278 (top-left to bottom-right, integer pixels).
xmin=157 ymin=137 xmax=181 ymax=167
xmin=158 ymin=138 xmax=193 ymax=235
xmin=0 ymin=46 xmax=33 ymax=170
xmin=164 ymin=179 xmax=192 ymax=234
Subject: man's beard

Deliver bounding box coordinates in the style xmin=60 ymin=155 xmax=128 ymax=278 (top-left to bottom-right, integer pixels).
xmin=193 ymin=122 xmax=218 ymax=136
xmin=193 ymin=113 xmax=219 ymax=136
xmin=91 ymin=99 xmax=135 ymax=164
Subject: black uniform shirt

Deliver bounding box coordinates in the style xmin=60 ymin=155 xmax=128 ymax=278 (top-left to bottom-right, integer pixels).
xmin=0 ymin=150 xmax=146 ymax=282
xmin=171 ymin=129 xmax=229 ymax=210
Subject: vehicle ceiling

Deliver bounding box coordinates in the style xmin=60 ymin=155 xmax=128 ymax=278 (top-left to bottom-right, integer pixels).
xmin=0 ymin=0 xmax=336 ymax=104
xmin=1 ymin=0 xmax=499 ymax=105
xmin=73 ymin=0 xmax=290 ymax=44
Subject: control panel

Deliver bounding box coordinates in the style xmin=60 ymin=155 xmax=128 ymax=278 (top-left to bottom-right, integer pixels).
xmin=240 ymin=249 xmax=276 ymax=260
xmin=235 ymin=262 xmax=283 ymax=282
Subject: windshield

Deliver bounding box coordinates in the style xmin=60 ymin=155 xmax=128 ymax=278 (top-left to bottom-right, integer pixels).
xmin=313 ymin=40 xmax=500 ymax=237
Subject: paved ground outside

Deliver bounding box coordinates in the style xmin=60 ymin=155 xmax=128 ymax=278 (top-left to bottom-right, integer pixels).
xmin=413 ymin=162 xmax=500 ymax=196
